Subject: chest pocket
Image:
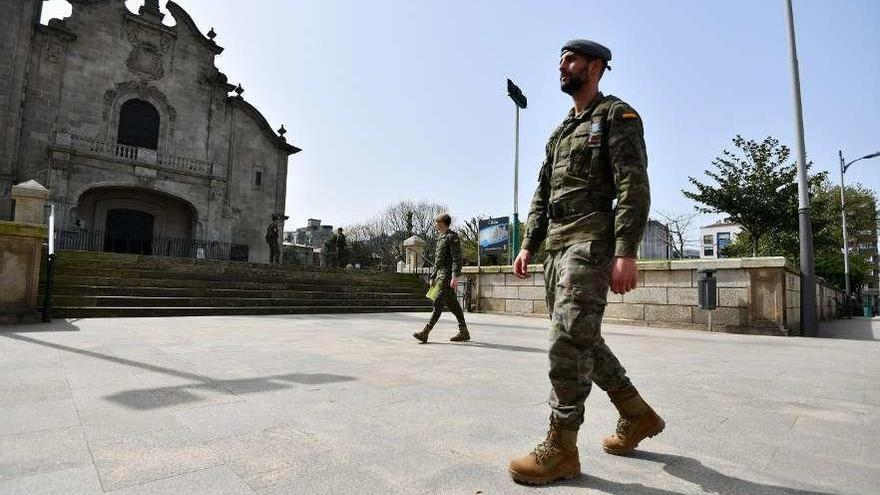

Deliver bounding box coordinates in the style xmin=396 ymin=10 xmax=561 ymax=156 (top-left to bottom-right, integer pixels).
xmin=567 ymin=123 xmax=593 ymax=179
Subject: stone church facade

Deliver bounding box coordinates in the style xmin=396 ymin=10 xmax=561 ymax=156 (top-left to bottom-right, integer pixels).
xmin=0 ymin=0 xmax=299 ymax=262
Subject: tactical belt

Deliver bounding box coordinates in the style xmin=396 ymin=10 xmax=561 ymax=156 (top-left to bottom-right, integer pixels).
xmin=548 ymin=197 xmax=613 ymax=220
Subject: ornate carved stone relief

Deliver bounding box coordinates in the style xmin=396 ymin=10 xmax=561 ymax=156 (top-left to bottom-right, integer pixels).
xmin=124 ymin=19 xmax=174 ymax=80
xmin=46 ymin=42 xmax=63 ymax=63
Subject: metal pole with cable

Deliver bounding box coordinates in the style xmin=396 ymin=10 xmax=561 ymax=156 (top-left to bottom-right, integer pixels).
xmin=784 ymin=0 xmax=817 ymax=336
xmin=839 ymin=149 xmax=880 ymax=318
xmin=507 ymin=79 xmax=527 ymax=265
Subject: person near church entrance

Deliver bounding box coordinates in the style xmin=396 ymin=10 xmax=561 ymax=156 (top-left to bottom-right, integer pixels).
xmin=265 ymin=215 xmax=280 ymax=264
xmin=335 ymin=227 xmax=347 ymax=268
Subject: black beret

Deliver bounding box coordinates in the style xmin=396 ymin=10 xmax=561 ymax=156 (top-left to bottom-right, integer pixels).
xmin=561 ymin=39 xmax=612 ymax=62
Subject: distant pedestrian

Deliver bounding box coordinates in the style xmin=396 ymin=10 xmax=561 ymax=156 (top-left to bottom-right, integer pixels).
xmin=323 ymin=231 xmax=338 ymax=268
xmin=412 ymin=213 xmax=469 ymax=343
xmin=335 ymin=227 xmax=347 ymax=267
xmin=265 ymin=215 xmax=280 ymax=264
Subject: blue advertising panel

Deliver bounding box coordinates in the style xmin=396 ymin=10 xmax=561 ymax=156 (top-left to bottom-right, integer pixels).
xmin=479 ymin=217 xmax=509 ymax=254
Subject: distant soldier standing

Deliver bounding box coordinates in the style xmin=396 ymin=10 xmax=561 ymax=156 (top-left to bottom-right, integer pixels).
xmin=323 ymin=230 xmax=338 ymax=268
xmin=413 ymin=213 xmax=470 ymax=343
xmin=335 ymin=227 xmax=347 ymax=268
xmin=265 ymin=215 xmax=280 ymax=264
xmin=507 ymin=40 xmax=664 ymax=485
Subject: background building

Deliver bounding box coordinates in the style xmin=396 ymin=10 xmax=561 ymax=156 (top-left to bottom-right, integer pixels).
xmin=287 ymin=218 xmax=334 ymax=248
xmin=638 ymin=219 xmax=672 ymax=260
xmin=0 ymin=0 xmax=299 ymax=262
xmin=700 ymin=221 xmax=742 ymax=259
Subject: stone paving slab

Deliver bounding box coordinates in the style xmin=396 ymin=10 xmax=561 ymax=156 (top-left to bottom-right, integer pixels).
xmin=0 ymin=313 xmax=876 ymax=494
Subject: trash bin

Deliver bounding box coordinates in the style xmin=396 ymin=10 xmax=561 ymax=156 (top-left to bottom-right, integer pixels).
xmin=697 ymin=269 xmax=717 ymax=310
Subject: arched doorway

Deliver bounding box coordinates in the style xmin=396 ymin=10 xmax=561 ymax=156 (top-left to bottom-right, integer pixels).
xmin=104 ymin=209 xmax=155 ymax=254
xmin=74 ymin=187 xmax=196 ymax=255
xmin=117 ymin=99 xmax=160 ymax=150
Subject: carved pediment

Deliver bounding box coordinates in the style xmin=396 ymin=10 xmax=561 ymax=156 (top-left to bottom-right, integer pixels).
xmin=124 ymin=17 xmax=175 ymax=80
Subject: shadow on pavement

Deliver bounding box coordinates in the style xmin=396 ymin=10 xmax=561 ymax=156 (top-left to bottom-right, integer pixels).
xmin=540 ymin=451 xmax=835 ymax=494
xmin=0 ymin=333 xmax=356 ymax=410
xmin=362 ymin=312 xmax=549 ymax=330
xmin=599 ymin=451 xmax=836 ymax=495
xmin=0 ymin=318 xmax=83 ymax=333
xmin=426 ymin=340 xmax=546 ymax=354
xmin=817 ymin=317 xmax=879 ymax=341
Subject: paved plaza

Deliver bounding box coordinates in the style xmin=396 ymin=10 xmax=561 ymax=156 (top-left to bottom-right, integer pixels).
xmin=0 ymin=313 xmax=877 ymax=494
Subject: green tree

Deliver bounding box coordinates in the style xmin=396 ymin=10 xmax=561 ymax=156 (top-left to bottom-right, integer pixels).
xmin=683 ymin=135 xmax=826 ymax=256
xmin=721 ymin=178 xmax=878 ymax=290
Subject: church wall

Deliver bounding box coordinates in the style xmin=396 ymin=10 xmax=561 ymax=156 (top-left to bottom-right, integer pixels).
xmin=4 ymin=0 xmax=298 ymax=263
xmin=0 ymin=0 xmax=44 ymax=219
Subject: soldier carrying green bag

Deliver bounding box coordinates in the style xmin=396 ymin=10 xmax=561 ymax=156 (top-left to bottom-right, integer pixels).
xmin=413 ymin=213 xmax=470 ymax=343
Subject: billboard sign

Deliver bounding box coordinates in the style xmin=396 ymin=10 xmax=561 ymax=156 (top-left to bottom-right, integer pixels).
xmin=479 ymin=217 xmax=510 ymax=254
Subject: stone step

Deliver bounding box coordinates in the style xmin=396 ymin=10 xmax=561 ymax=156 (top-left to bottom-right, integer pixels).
xmin=50 ymin=295 xmax=431 ymax=308
xmin=47 ymin=266 xmax=426 ymax=288
xmin=42 ymin=276 xmax=426 ymax=293
xmin=43 ymin=285 xmax=427 ymax=299
xmin=51 ymin=251 xmax=419 ymax=282
xmin=39 ymin=251 xmax=433 ymax=318
xmin=42 ymin=305 xmax=432 ymax=319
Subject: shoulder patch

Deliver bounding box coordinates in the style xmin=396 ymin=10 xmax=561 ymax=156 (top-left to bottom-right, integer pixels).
xmin=621 ymin=112 xmax=639 ymax=120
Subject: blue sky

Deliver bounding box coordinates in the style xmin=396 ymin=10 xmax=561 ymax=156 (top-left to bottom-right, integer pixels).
xmin=41 ymin=1 xmax=880 ymax=242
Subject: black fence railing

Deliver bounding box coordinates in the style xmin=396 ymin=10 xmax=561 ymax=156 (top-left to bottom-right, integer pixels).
xmin=54 ymin=229 xmax=249 ymax=261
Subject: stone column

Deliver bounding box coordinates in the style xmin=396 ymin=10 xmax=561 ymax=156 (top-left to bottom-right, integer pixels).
xmin=1 ymin=181 xmax=49 ymax=322
xmin=403 ymin=235 xmax=426 ymax=272
xmin=12 ymin=180 xmax=48 ymax=224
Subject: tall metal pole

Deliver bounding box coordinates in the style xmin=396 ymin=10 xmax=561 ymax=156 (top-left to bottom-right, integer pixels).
xmin=42 ymin=204 xmax=55 ymax=323
xmin=511 ymin=105 xmax=520 ymax=265
xmin=785 ymin=0 xmax=817 ymax=336
xmin=839 ymin=150 xmax=852 ymax=318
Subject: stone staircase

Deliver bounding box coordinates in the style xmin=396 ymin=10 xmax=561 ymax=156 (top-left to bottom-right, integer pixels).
xmin=39 ymin=251 xmax=432 ymax=318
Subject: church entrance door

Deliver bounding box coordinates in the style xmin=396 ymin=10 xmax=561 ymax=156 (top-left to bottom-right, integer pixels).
xmin=104 ymin=209 xmax=154 ymax=254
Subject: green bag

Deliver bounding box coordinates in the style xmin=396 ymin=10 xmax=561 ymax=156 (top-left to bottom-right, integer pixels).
xmin=426 ymin=283 xmax=441 ymax=301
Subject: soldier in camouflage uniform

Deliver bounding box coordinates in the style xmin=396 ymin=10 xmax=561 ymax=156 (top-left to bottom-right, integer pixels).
xmin=265 ymin=215 xmax=280 ymax=264
xmin=507 ymin=39 xmax=664 ymax=485
xmin=413 ymin=213 xmax=470 ymax=343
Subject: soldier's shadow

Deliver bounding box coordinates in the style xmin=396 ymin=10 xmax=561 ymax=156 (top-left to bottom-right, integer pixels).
xmin=549 ymin=451 xmax=834 ymax=495
xmin=425 ymin=340 xmax=546 ymax=354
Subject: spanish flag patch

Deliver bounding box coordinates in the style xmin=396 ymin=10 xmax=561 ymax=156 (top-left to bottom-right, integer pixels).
xmin=621 ymin=112 xmax=639 ymax=120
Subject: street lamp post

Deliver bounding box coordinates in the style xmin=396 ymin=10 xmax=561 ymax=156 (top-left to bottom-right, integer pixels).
xmin=838 ymin=150 xmax=880 ymax=318
xmin=507 ymin=79 xmax=527 ymax=264
xmin=784 ymin=0 xmax=818 ymax=336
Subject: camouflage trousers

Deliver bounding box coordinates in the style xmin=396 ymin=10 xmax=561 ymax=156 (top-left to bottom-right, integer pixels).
xmin=544 ymin=240 xmax=631 ymax=430
xmin=427 ymin=281 xmax=466 ymax=328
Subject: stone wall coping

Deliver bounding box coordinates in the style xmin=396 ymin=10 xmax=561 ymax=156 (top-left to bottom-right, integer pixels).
xmin=11 ymin=180 xmax=49 ymax=199
xmin=461 ymin=257 xmax=791 ymax=275
xmin=0 ymin=221 xmax=49 ymax=239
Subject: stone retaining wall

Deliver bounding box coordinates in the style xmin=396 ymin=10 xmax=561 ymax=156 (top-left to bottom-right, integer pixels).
xmin=460 ymin=257 xmax=842 ymax=336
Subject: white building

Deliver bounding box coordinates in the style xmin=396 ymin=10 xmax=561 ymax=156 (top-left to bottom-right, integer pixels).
xmin=699 ymin=221 xmax=742 ymax=259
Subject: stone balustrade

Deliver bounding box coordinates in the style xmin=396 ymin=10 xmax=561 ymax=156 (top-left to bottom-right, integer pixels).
xmin=459 ymin=257 xmax=843 ymax=336
xmin=58 ymin=133 xmax=224 ymax=179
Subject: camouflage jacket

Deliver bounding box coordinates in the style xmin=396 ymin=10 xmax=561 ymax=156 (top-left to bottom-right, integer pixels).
xmin=265 ymin=223 xmax=278 ymax=243
xmin=431 ymin=229 xmax=462 ymax=280
xmin=521 ymin=93 xmax=650 ymax=257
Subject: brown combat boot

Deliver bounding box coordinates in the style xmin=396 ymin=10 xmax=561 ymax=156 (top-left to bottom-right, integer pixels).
xmin=449 ymin=324 xmax=470 ymax=342
xmin=412 ymin=325 xmax=431 ymax=343
xmin=508 ymin=419 xmax=580 ymax=485
xmin=601 ymin=385 xmax=665 ymax=455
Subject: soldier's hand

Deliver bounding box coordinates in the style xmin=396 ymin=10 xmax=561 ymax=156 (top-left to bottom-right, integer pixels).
xmin=450 ymin=278 xmax=458 ymax=290
xmin=611 ymin=257 xmax=638 ymax=294
xmin=513 ymin=249 xmax=532 ymax=279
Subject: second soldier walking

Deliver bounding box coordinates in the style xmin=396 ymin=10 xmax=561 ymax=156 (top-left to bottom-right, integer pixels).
xmin=413 ymin=213 xmax=470 ymax=343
